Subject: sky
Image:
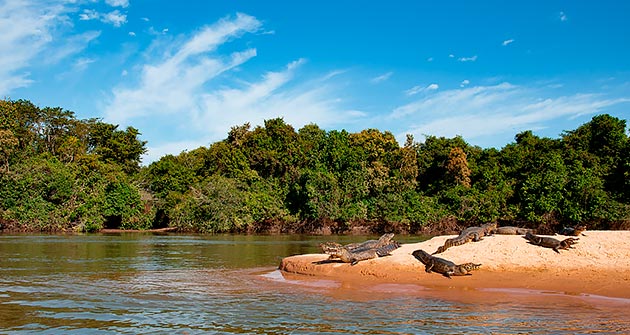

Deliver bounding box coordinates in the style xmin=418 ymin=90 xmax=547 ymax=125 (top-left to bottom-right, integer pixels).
xmin=2 ymin=0 xmax=629 ymax=163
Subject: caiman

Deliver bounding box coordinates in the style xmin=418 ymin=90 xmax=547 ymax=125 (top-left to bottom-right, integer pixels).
xmin=559 ymin=225 xmax=587 ymax=236
xmin=523 ymin=232 xmax=579 ymax=253
xmin=493 ymin=226 xmax=533 ymax=235
xmin=325 ymin=242 xmax=400 ymax=265
xmin=319 ymin=233 xmax=395 ymax=255
xmin=433 ymin=222 xmax=497 ymax=254
xmin=412 ymin=249 xmax=481 ymax=279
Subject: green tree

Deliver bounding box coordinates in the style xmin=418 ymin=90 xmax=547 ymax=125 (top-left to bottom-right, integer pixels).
xmin=562 ymin=114 xmax=628 ymax=199
xmin=416 ymin=135 xmax=473 ymax=194
xmin=87 ymin=122 xmax=147 ymax=173
xmin=170 ymin=175 xmax=253 ymax=233
xmin=243 ymin=118 xmax=300 ymax=179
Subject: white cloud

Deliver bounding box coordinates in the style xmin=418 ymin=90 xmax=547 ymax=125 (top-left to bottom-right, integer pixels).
xmin=427 ymin=57 xmax=434 ymax=62
xmin=79 ymin=9 xmax=127 ymax=27
xmin=73 ymin=57 xmax=96 ymax=71
xmin=458 ymin=55 xmax=478 ymax=62
xmin=0 ymin=0 xmax=93 ymax=95
xmin=390 ymin=83 xmax=630 ymax=146
xmin=404 ymin=86 xmax=422 ymax=96
xmin=79 ymin=9 xmax=99 ymax=21
xmin=321 ymin=69 xmax=347 ymax=81
xmin=405 ymin=83 xmax=439 ymax=96
xmin=45 ymin=30 xmax=101 ymax=64
xmin=106 ymin=0 xmax=129 ymax=8
xmin=105 ymin=13 xmax=263 ymax=118
xmin=502 ymin=39 xmax=514 ymax=46
xmin=448 ymin=54 xmax=455 ymax=58
xmin=559 ymin=11 xmax=568 ymax=22
xmin=128 ymin=31 xmax=136 ymax=36
xmin=370 ymin=71 xmax=393 ymax=84
xmin=196 ymin=59 xmax=361 ymax=137
xmin=105 ymin=13 xmax=359 ymax=163
xmin=103 ymin=10 xmax=127 ymax=27
xmin=460 ymin=79 xmax=470 ymax=87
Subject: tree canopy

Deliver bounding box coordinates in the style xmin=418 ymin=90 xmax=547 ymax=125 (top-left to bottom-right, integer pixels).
xmin=1 ymin=98 xmax=628 ymax=234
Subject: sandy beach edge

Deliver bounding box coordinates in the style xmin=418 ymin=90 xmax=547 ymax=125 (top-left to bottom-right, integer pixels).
xmin=278 ymin=231 xmax=630 ymax=299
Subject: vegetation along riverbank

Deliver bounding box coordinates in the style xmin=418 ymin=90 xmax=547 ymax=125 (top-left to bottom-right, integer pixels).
xmin=1 ymin=98 xmax=629 ymax=234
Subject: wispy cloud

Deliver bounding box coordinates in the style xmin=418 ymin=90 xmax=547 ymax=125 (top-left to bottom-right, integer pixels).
xmin=559 ymin=11 xmax=568 ymax=22
xmin=79 ymin=9 xmax=99 ymax=21
xmin=0 ymin=0 xmax=94 ymax=95
xmin=140 ymin=59 xmax=362 ymax=163
xmin=45 ymin=30 xmax=101 ymax=64
xmin=102 ymin=10 xmax=127 ymax=27
xmin=370 ymin=71 xmax=393 ymax=84
xmin=390 ymin=83 xmax=629 ymax=146
xmin=80 ymin=9 xmax=127 ymax=27
xmin=458 ymin=55 xmax=478 ymax=62
xmin=502 ymin=39 xmax=514 ymax=46
xmin=73 ymin=57 xmax=96 ymax=72
xmin=405 ymin=83 xmax=439 ymax=96
xmin=460 ymin=79 xmax=470 ymax=87
xmin=106 ymin=0 xmax=129 ymax=8
xmin=105 ymin=13 xmax=360 ymax=163
xmin=105 ymin=13 xmax=262 ymax=124
xmin=321 ymin=69 xmax=347 ymax=81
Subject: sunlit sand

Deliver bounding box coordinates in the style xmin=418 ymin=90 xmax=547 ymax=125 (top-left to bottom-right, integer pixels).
xmin=279 ymin=231 xmax=630 ymax=299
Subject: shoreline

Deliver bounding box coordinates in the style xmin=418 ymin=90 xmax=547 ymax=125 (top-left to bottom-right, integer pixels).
xmin=278 ymin=231 xmax=630 ymax=299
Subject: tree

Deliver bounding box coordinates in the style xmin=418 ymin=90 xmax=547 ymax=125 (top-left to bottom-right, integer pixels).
xmin=562 ymin=114 xmax=628 ymax=199
xmin=87 ymin=121 xmax=147 ymax=173
xmin=243 ymin=118 xmax=300 ymax=179
xmin=399 ymin=134 xmax=419 ymax=186
xmin=0 ymin=129 xmax=18 ymax=172
xmin=445 ymin=147 xmax=471 ymax=188
xmin=416 ymin=135 xmax=472 ymax=194
xmin=170 ymin=175 xmax=253 ymax=233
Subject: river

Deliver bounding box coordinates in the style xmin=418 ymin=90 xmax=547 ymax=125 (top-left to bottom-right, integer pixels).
xmin=1 ymin=233 xmax=629 ymax=334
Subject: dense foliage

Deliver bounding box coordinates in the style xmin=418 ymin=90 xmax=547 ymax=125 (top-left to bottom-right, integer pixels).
xmin=1 ymin=99 xmax=629 ymax=234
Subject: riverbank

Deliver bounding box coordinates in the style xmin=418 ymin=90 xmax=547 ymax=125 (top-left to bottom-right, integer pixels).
xmin=279 ymin=230 xmax=630 ymax=299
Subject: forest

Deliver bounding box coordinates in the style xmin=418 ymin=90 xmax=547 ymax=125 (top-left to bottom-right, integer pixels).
xmin=1 ymin=98 xmax=629 ymax=235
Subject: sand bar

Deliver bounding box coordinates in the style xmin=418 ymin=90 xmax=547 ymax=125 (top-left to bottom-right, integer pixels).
xmin=279 ymin=231 xmax=630 ymax=299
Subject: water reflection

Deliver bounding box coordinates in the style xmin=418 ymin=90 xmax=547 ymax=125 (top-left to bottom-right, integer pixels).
xmin=1 ymin=234 xmax=629 ymax=334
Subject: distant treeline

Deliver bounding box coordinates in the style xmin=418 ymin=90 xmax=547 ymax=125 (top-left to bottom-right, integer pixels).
xmin=1 ymin=98 xmax=629 ymax=234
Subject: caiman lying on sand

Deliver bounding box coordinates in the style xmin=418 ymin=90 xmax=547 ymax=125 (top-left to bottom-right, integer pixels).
xmin=523 ymin=232 xmax=579 ymax=253
xmin=559 ymin=225 xmax=587 ymax=236
xmin=319 ymin=233 xmax=395 ymax=255
xmin=433 ymin=222 xmax=497 ymax=254
xmin=324 ymin=242 xmax=400 ymax=265
xmin=493 ymin=226 xmax=533 ymax=235
xmin=412 ymin=249 xmax=481 ymax=279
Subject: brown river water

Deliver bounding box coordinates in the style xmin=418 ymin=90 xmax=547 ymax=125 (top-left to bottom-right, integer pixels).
xmin=1 ymin=233 xmax=629 ymax=334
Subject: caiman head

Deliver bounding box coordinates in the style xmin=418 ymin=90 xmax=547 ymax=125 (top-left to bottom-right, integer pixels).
xmin=411 ymin=249 xmax=432 ymax=265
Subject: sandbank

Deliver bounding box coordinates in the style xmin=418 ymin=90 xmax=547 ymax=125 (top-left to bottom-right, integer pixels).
xmin=279 ymin=231 xmax=630 ymax=299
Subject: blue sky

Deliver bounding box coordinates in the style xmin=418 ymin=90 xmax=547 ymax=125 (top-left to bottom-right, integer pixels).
xmin=2 ymin=0 xmax=629 ymax=163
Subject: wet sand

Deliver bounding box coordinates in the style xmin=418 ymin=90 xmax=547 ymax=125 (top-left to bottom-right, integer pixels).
xmin=279 ymin=231 xmax=630 ymax=299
